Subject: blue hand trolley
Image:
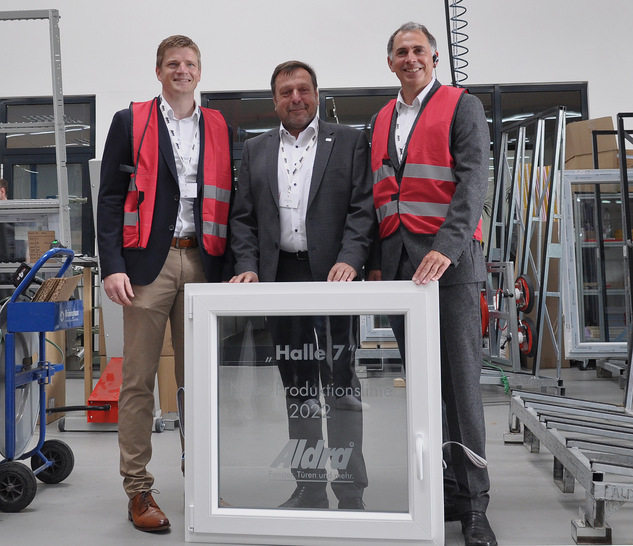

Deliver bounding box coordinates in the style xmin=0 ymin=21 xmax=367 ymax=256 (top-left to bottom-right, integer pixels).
xmin=0 ymin=248 xmax=83 ymax=512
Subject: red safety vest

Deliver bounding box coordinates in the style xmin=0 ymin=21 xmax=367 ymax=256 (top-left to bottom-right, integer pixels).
xmin=371 ymin=86 xmax=483 ymax=241
xmin=122 ymin=98 xmax=232 ymax=256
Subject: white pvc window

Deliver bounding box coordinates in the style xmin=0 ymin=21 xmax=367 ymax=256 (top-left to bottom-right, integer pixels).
xmin=184 ymin=280 xmax=443 ymax=545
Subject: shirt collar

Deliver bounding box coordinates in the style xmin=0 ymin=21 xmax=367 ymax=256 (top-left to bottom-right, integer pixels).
xmin=279 ymin=112 xmax=320 ymax=142
xmin=396 ymin=77 xmax=436 ymax=113
xmin=159 ymin=94 xmax=200 ymax=122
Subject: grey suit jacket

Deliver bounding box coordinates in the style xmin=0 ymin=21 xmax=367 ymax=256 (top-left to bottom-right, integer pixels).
xmin=230 ymin=120 xmax=375 ymax=282
xmin=376 ymin=81 xmax=489 ymax=286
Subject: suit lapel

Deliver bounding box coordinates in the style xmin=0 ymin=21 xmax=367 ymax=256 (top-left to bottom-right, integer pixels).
xmin=388 ymin=108 xmax=400 ymax=170
xmin=308 ymin=121 xmax=334 ymax=208
xmin=266 ymin=130 xmax=281 ymax=206
xmin=196 ymin=113 xmax=205 ymax=190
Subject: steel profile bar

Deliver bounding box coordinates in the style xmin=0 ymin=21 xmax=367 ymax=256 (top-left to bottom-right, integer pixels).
xmin=616 ymin=113 xmax=633 ymax=412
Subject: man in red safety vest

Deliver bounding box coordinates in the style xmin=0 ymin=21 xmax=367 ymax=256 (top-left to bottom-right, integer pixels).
xmin=369 ymin=22 xmax=496 ymax=546
xmin=97 ymin=35 xmax=232 ymax=533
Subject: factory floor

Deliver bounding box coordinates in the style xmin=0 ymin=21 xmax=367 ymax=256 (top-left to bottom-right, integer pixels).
xmin=1 ymin=364 xmax=632 ymax=546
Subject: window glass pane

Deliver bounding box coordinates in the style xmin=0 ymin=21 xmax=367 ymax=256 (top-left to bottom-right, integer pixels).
xmin=0 ymin=213 xmax=50 ymax=264
xmin=322 ymin=95 xmax=393 ymax=138
xmin=0 ymin=209 xmax=55 ymax=295
xmin=206 ymin=97 xmax=277 ymax=143
xmin=571 ymin=181 xmax=629 ymax=344
xmin=500 ymin=90 xmax=583 ymax=127
xmin=217 ymin=313 xmax=408 ymax=512
xmin=11 ymin=162 xmax=84 ymax=253
xmin=6 ymin=102 xmax=92 ymax=149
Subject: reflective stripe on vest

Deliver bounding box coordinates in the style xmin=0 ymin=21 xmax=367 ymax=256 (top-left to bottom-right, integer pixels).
xmin=371 ymin=88 xmax=483 ymax=241
xmin=123 ymin=99 xmax=232 ymax=256
xmin=198 ymin=107 xmax=232 ymax=256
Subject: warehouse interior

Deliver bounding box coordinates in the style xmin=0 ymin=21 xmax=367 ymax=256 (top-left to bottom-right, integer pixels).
xmin=1 ymin=1 xmax=633 ymax=545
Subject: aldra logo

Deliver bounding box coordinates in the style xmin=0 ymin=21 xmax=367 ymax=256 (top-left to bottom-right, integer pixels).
xmin=270 ymin=439 xmax=353 ymax=470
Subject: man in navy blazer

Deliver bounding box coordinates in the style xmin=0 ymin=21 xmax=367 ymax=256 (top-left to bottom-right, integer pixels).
xmin=97 ymin=35 xmax=232 ymax=532
xmin=229 ymin=61 xmax=375 ymax=510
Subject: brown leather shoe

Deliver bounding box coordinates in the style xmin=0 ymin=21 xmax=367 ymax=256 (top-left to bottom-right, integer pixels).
xmin=127 ymin=490 xmax=171 ymax=532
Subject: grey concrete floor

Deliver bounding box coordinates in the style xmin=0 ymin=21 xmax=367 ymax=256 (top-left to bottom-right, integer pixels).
xmin=1 ymin=365 xmax=632 ymax=546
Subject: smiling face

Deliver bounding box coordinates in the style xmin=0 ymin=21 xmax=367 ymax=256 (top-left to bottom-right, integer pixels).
xmin=156 ymin=46 xmax=201 ymax=103
xmin=388 ymin=29 xmax=437 ymax=104
xmin=272 ymin=67 xmax=319 ymax=138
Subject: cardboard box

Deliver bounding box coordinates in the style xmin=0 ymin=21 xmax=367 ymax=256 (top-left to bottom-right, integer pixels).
xmin=43 ymin=329 xmax=66 ymax=424
xmin=157 ymin=321 xmax=177 ymax=413
xmin=524 ymin=219 xmax=570 ymax=369
xmin=157 ymin=355 xmax=178 ymax=414
xmin=32 ymin=274 xmax=82 ymax=303
xmin=565 ymin=117 xmax=618 ymax=170
xmin=162 ymin=319 xmax=174 ymax=356
xmin=27 ymin=230 xmax=56 ymax=263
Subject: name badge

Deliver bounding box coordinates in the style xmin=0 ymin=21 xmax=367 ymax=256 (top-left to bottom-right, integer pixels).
xmin=180 ymin=181 xmax=197 ymax=199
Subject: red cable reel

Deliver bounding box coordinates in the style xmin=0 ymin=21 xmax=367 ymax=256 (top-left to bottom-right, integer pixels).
xmin=517 ymin=316 xmax=537 ymax=357
xmin=480 ymin=290 xmax=490 ymax=337
xmin=514 ymin=275 xmax=535 ymax=313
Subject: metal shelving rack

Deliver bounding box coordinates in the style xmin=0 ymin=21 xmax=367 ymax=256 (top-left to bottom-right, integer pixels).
xmin=486 ymin=107 xmax=567 ymax=390
xmin=506 ymin=115 xmax=633 ymax=544
xmin=0 ymin=10 xmax=72 ymax=269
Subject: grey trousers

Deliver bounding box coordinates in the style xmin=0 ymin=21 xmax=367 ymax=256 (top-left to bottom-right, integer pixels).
xmin=393 ymin=253 xmax=490 ymax=513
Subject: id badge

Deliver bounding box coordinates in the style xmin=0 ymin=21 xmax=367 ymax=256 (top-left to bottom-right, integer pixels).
xmin=181 ymin=181 xmax=197 ymax=199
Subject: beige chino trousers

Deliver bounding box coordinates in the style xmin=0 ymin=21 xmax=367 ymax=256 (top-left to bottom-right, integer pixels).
xmin=118 ymin=247 xmax=206 ymax=498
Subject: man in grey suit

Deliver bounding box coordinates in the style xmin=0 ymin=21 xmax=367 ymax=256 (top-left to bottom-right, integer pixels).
xmin=230 ymin=60 xmax=374 ymax=510
xmin=369 ymin=23 xmax=496 ymax=546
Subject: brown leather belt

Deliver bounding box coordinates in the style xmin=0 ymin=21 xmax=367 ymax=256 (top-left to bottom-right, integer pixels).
xmin=171 ymin=236 xmax=198 ymax=249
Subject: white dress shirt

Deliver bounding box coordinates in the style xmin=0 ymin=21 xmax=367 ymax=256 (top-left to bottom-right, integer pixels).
xmin=395 ymin=77 xmax=436 ymax=162
xmin=159 ymin=95 xmax=200 ymax=237
xmin=277 ymin=116 xmax=319 ymax=253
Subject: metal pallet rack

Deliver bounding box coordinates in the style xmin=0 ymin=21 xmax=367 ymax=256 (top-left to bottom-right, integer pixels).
xmin=615 ymin=112 xmax=633 ymax=412
xmin=485 ymin=106 xmax=567 ymax=391
xmin=508 ymin=390 xmax=633 ymax=544
xmin=507 ymin=114 xmax=633 ymax=544
xmin=0 ymin=9 xmax=72 ymax=279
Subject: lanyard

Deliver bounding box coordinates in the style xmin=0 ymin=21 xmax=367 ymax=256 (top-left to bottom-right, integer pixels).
xmin=280 ymin=132 xmax=317 ymax=201
xmin=159 ymin=101 xmax=199 ymax=171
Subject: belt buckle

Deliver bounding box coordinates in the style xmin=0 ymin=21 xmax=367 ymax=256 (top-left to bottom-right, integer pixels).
xmin=296 ymin=251 xmax=308 ymax=261
xmin=174 ymin=236 xmax=194 ymax=249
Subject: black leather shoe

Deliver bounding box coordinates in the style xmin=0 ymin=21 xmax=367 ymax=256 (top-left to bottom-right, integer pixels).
xmin=338 ymin=497 xmax=365 ymax=510
xmin=279 ymin=486 xmax=329 ymax=509
xmin=461 ymin=511 xmax=497 ymax=546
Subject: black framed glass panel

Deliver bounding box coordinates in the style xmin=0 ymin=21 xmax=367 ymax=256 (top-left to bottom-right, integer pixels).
xmin=4 ymin=101 xmax=93 ymax=149
xmin=0 ymin=96 xmax=96 ymax=255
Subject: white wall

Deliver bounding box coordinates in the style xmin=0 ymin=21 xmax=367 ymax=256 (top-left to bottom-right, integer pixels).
xmin=2 ymin=0 xmax=632 ymax=157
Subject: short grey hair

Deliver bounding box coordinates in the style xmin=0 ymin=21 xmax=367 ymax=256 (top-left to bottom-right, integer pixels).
xmin=387 ymin=22 xmax=437 ymax=59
